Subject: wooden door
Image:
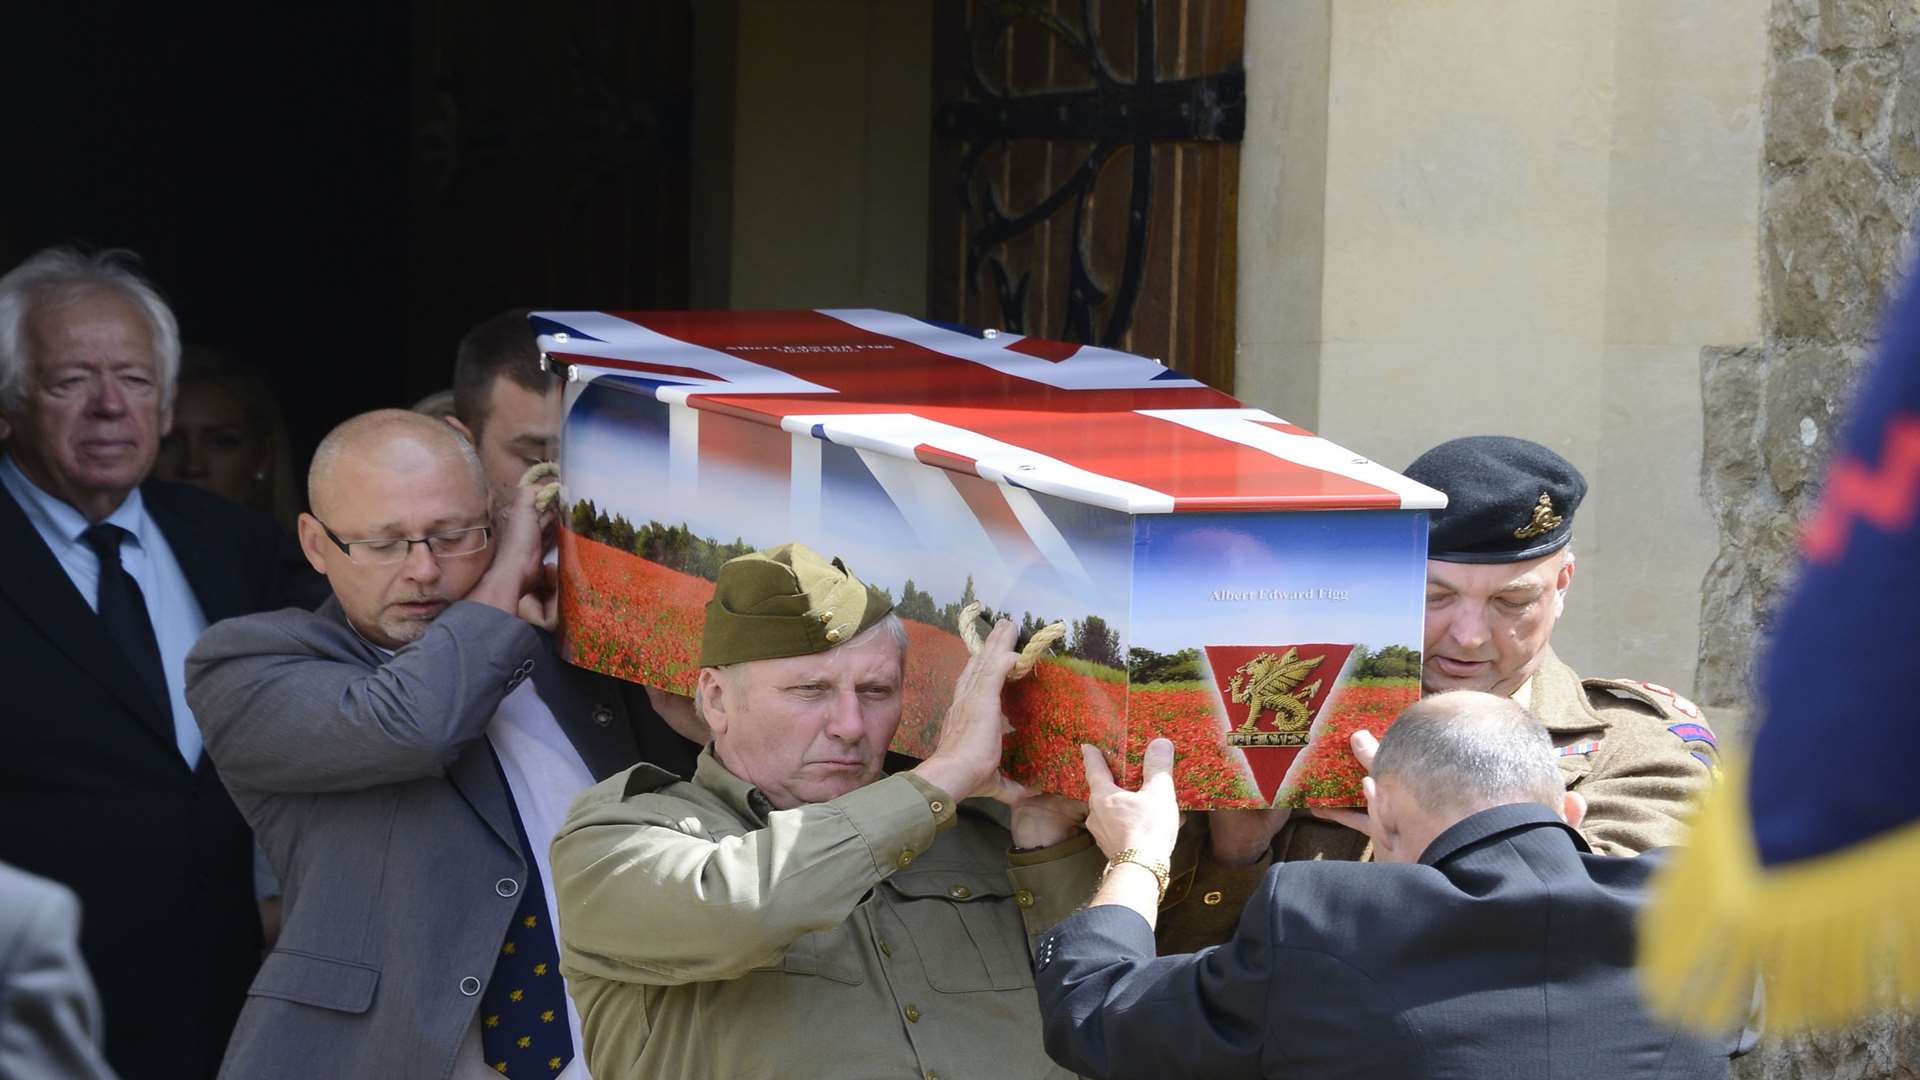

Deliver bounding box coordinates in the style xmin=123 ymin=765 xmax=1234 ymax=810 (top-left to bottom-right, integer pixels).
xmin=930 ymin=0 xmax=1245 ymax=391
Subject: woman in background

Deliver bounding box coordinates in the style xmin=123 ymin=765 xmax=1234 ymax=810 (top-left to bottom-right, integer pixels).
xmin=152 ymin=348 xmax=300 ymax=533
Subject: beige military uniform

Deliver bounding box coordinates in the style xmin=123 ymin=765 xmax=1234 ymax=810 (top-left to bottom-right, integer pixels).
xmin=1155 ymin=648 xmax=1720 ymax=953
xmin=551 ymin=748 xmax=1101 ymax=1080
xmin=1523 ymin=648 xmax=1719 ymax=854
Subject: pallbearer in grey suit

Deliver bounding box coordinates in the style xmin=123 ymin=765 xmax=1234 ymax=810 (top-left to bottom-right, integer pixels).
xmin=187 ymin=411 xmax=702 ymax=1080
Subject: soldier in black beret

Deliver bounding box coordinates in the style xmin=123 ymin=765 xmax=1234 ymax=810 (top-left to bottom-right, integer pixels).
xmin=1398 ymin=435 xmax=1717 ymax=847
xmin=1407 ymin=435 xmax=1588 ymax=695
xmin=1154 ymin=436 xmax=1723 ymax=954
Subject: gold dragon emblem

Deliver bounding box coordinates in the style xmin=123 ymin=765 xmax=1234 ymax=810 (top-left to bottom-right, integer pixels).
xmin=1227 ymin=648 xmax=1325 ymax=738
xmin=1512 ymin=491 xmax=1564 ymax=540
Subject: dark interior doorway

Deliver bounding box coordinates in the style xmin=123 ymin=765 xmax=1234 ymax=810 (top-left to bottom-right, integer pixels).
xmin=4 ymin=1 xmax=691 ymax=473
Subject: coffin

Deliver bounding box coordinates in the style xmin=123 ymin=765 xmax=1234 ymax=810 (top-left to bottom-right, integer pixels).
xmin=539 ymin=308 xmax=1442 ymax=807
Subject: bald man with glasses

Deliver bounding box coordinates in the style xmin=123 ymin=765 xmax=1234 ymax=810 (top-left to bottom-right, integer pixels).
xmin=185 ymin=410 xmax=703 ymax=1080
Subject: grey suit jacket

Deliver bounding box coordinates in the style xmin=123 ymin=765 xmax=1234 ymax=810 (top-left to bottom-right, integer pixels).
xmin=0 ymin=862 xmax=118 ymax=1080
xmin=187 ymin=598 xmax=682 ymax=1080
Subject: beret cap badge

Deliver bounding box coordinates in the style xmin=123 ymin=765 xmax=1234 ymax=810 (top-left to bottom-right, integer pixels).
xmin=1512 ymin=492 xmax=1564 ymax=540
xmin=1402 ymin=435 xmax=1587 ymax=563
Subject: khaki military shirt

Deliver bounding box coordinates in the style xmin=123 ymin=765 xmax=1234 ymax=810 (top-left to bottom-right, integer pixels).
xmin=1156 ymin=648 xmax=1721 ymax=953
xmin=1523 ymin=648 xmax=1719 ymax=854
xmin=551 ymin=748 xmax=1101 ymax=1080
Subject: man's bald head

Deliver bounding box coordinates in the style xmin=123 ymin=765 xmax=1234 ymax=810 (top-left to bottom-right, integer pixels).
xmin=296 ymin=409 xmax=498 ymax=648
xmin=308 ymin=409 xmax=486 ymax=520
xmin=1370 ymin=691 xmax=1565 ymax=819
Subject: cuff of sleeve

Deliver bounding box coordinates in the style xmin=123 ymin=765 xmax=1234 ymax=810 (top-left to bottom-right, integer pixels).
xmin=899 ymin=772 xmax=959 ymax=831
xmin=1009 ymin=837 xmax=1106 ymax=940
xmin=1007 ymin=830 xmax=1093 ymax=867
xmin=431 ymin=600 xmax=543 ymax=659
xmin=834 ymin=773 xmax=946 ymax=878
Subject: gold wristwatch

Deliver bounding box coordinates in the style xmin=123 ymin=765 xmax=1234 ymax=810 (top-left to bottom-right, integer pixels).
xmin=1100 ymin=847 xmax=1171 ymax=904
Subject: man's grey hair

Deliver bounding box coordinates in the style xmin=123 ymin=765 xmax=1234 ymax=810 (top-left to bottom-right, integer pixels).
xmin=695 ymin=612 xmax=910 ymax=723
xmin=0 ymin=247 xmax=181 ymax=413
xmin=1369 ymin=691 xmax=1564 ymax=814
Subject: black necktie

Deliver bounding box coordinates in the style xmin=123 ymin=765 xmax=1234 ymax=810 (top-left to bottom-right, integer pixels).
xmin=82 ymin=524 xmax=173 ymax=722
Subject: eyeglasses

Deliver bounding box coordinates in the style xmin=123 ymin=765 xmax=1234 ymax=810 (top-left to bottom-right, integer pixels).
xmin=316 ymin=521 xmax=492 ymax=565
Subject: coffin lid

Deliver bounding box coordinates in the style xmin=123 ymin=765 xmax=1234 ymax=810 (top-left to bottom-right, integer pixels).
xmin=534 ymin=308 xmax=1445 ymax=516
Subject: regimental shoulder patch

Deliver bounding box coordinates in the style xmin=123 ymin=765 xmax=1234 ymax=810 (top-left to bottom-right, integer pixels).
xmin=1633 ymin=681 xmax=1702 ymax=719
xmin=1667 ymin=722 xmax=1719 ymax=751
xmin=1557 ymin=739 xmax=1603 ymax=757
xmin=1585 ymin=677 xmax=1705 ymax=722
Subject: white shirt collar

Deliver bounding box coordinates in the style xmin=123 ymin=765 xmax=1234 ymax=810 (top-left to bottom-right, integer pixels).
xmin=0 ymin=450 xmax=146 ymax=546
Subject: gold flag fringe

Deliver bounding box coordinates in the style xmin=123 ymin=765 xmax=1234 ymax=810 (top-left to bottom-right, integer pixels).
xmin=1639 ymin=754 xmax=1920 ymax=1033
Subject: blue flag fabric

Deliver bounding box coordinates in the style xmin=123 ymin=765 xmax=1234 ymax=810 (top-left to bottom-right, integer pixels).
xmin=1750 ymin=282 xmax=1920 ymax=866
xmin=1641 ymin=263 xmax=1920 ymax=1031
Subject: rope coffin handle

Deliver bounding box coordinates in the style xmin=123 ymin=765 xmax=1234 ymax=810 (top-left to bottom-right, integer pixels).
xmin=518 ymin=461 xmax=563 ymax=513
xmin=957 ymin=601 xmax=1066 ymax=681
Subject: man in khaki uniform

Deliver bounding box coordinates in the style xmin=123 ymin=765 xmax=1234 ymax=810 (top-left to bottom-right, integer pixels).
xmin=1159 ymin=436 xmax=1719 ymax=951
xmin=551 ymin=543 xmax=1101 ymax=1080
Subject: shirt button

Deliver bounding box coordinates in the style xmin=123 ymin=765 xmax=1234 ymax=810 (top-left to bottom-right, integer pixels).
xmin=878 ymin=938 xmax=892 ymax=958
xmin=904 ymin=1003 xmax=921 ymax=1023
xmin=1014 ymin=889 xmax=1035 ymax=908
xmin=928 ymin=800 xmax=944 ymax=814
xmin=459 ymin=976 xmax=481 ymax=996
xmin=927 ymin=1073 xmax=940 ymax=1080
xmin=496 ymin=878 xmax=520 ymax=898
xmin=1202 ymin=890 xmax=1224 ymax=906
xmin=592 ymin=704 xmax=614 ymax=727
xmin=896 ymin=849 xmax=916 ymax=868
xmin=947 ymin=884 xmax=971 ymax=900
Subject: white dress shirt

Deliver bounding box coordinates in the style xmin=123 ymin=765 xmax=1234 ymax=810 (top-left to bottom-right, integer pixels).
xmin=0 ymin=451 xmax=208 ymax=765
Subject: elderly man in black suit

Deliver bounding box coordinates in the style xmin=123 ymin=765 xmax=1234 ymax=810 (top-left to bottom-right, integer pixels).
xmin=1036 ymin=692 xmax=1737 ymax=1080
xmin=0 ymin=248 xmax=319 ymax=1079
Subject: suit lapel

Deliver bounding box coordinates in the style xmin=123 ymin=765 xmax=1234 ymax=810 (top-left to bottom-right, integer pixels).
xmin=455 ymin=633 xmax=639 ymax=858
xmin=1529 ymin=649 xmax=1609 ymax=736
xmin=0 ymin=482 xmax=179 ymax=756
xmin=147 ymin=484 xmax=239 ymax=779
xmin=143 ymin=482 xmax=248 ymax=623
xmin=529 ymin=633 xmax=639 ymax=782
xmin=446 ymin=739 xmax=522 ymax=856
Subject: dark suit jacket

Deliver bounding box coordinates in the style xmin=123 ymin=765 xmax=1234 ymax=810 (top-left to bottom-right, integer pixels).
xmin=1035 ymin=804 xmax=1733 ymax=1080
xmin=186 ymin=597 xmax=697 ymax=1079
xmin=0 ymin=478 xmax=321 ymax=1080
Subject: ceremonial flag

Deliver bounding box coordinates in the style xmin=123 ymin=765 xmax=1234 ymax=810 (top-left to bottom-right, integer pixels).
xmin=1639 ymin=264 xmax=1920 ymax=1030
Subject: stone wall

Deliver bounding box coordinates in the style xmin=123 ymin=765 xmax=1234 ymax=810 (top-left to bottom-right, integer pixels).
xmin=1697 ymin=0 xmax=1920 ymax=716
xmin=1237 ymin=1 xmax=1765 ymax=696
xmin=1716 ymin=2 xmax=1920 ymax=1077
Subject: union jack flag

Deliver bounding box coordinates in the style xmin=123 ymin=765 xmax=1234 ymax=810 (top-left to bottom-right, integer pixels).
xmin=533 ymin=309 xmax=1443 ymax=516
